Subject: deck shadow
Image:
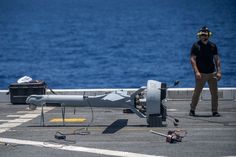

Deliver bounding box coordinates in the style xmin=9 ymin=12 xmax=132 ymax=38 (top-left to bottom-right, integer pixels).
xmin=102 ymin=119 xmax=128 ymax=134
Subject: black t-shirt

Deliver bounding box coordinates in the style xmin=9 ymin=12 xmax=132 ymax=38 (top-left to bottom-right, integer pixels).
xmin=190 ymin=40 xmax=218 ymax=74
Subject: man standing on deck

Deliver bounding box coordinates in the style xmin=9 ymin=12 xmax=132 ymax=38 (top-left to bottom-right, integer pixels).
xmin=189 ymin=26 xmax=222 ymax=117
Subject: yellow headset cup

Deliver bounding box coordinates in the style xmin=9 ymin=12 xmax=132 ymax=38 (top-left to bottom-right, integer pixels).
xmin=197 ymin=31 xmax=212 ymax=37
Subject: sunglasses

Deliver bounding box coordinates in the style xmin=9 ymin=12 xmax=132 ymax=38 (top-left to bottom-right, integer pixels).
xmin=200 ymin=34 xmax=208 ymax=37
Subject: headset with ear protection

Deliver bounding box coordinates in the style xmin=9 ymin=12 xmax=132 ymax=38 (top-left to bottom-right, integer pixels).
xmin=197 ymin=26 xmax=212 ymax=38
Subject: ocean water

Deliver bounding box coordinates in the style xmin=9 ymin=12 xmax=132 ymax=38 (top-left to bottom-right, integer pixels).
xmin=0 ymin=0 xmax=236 ymax=89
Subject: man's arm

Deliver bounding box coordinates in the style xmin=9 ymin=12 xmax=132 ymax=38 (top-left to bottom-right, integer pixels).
xmin=190 ymin=55 xmax=201 ymax=79
xmin=214 ymin=55 xmax=222 ymax=80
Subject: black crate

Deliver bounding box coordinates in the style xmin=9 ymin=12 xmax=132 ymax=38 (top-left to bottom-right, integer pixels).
xmin=9 ymin=81 xmax=46 ymax=104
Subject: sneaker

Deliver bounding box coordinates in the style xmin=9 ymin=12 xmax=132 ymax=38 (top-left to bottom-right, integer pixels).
xmin=189 ymin=110 xmax=195 ymax=116
xmin=212 ymin=112 xmax=221 ymax=117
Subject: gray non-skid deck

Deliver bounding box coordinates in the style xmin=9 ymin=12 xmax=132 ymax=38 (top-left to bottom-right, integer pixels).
xmin=0 ymin=100 xmax=235 ymax=157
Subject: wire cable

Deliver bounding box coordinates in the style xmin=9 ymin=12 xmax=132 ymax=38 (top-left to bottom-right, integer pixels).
xmin=52 ymin=96 xmax=94 ymax=142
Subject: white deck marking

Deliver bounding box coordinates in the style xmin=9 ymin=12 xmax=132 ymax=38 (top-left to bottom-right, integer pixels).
xmin=7 ymin=115 xmax=21 ymax=118
xmin=20 ymin=114 xmax=41 ymax=118
xmin=0 ymin=123 xmax=21 ymax=128
xmin=16 ymin=107 xmax=54 ymax=114
xmin=0 ymin=137 xmax=166 ymax=157
xmin=0 ymin=107 xmax=54 ymax=134
xmin=8 ymin=119 xmax=33 ymax=123
xmin=0 ymin=129 xmax=8 ymax=133
xmin=167 ymin=109 xmax=177 ymax=111
xmin=0 ymin=120 xmax=9 ymax=122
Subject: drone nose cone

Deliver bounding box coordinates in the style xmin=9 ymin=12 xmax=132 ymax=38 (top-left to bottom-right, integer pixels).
xmin=29 ymin=104 xmax=37 ymax=110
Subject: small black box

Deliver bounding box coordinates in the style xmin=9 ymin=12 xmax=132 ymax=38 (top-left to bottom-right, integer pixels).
xmin=9 ymin=81 xmax=46 ymax=104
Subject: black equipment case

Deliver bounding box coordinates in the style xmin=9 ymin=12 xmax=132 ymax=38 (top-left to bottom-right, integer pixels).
xmin=9 ymin=81 xmax=46 ymax=104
